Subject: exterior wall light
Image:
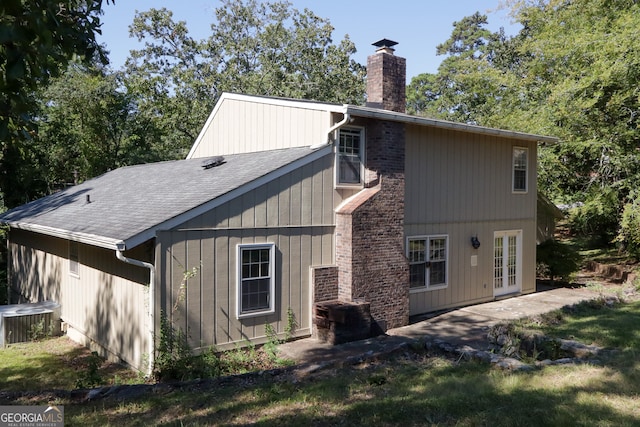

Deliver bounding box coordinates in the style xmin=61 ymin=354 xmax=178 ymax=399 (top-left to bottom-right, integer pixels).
xmin=471 ymin=236 xmax=480 ymax=249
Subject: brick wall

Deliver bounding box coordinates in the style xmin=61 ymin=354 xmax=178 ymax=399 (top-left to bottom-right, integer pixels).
xmin=311 ymin=265 xmax=339 ymax=302
xmin=335 ymin=120 xmax=409 ymax=330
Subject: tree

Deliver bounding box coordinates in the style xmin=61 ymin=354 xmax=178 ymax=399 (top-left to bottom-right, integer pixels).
xmin=0 ymin=0 xmax=110 ymax=207
xmin=33 ymin=63 xmax=165 ymax=192
xmin=123 ymin=0 xmax=366 ymax=156
xmin=406 ymin=12 xmax=507 ymax=124
xmin=207 ymin=0 xmax=365 ymax=102
xmin=406 ymin=73 xmax=440 ymax=117
xmin=124 ymin=7 xmax=209 ymax=158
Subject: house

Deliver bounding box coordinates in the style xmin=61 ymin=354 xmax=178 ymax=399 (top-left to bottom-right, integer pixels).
xmin=0 ymin=40 xmax=557 ymax=372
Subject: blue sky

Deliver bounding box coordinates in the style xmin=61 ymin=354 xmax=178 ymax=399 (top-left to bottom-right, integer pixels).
xmin=98 ymin=1 xmax=520 ymax=81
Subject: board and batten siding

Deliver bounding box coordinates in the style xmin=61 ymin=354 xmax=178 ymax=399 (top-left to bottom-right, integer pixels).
xmin=404 ymin=125 xmax=538 ymax=314
xmin=156 ymin=153 xmax=340 ymax=350
xmin=188 ymin=96 xmax=331 ymax=158
xmin=7 ymin=229 xmax=150 ymax=370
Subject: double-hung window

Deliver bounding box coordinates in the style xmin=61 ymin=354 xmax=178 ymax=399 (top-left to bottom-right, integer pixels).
xmin=513 ymin=147 xmax=528 ymax=193
xmin=336 ymin=127 xmax=364 ymax=186
xmin=408 ymin=236 xmax=448 ymax=290
xmin=237 ymin=243 xmax=275 ymax=318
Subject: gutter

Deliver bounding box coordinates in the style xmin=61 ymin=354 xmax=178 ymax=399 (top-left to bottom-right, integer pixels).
xmin=310 ymin=108 xmax=351 ymax=149
xmin=115 ymin=243 xmax=155 ymax=378
xmin=344 ymin=105 xmax=558 ymax=144
xmin=2 ymin=222 xmax=122 ymax=251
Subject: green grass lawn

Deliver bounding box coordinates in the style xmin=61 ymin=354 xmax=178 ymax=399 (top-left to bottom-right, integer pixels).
xmin=65 ymin=344 xmax=640 ymax=426
xmin=0 ymin=337 xmax=141 ymax=391
xmin=2 ymin=294 xmax=640 ymax=426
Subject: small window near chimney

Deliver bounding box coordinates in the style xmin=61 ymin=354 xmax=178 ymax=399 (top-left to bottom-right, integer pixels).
xmin=336 ymin=127 xmax=364 ymax=186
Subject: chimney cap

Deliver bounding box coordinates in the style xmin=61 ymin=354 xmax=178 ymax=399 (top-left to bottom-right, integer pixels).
xmin=372 ymin=39 xmax=398 ymax=49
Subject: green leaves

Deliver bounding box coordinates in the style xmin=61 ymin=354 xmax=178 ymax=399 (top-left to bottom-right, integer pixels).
xmin=407 ymin=11 xmax=509 ymax=124
xmin=0 ymin=0 xmax=112 ymax=208
xmin=36 ymin=62 xmax=170 ymax=190
xmin=204 ymin=0 xmax=365 ymax=102
xmin=0 ymin=0 xmax=108 ymax=141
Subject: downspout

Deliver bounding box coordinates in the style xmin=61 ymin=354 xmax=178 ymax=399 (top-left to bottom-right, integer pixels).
xmin=310 ymin=109 xmax=351 ymax=149
xmin=115 ymin=244 xmax=155 ymax=378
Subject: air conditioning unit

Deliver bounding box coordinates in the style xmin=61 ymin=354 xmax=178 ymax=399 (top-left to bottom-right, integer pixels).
xmin=0 ymin=301 xmax=61 ymax=347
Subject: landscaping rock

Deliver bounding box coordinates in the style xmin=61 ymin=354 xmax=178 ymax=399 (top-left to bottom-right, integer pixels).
xmin=493 ymin=357 xmax=527 ymax=370
xmin=557 ymin=339 xmax=602 ymax=357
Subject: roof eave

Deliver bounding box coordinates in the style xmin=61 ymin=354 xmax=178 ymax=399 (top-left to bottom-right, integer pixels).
xmin=345 ymin=105 xmax=558 ymax=143
xmin=6 ymin=221 xmax=124 ymax=251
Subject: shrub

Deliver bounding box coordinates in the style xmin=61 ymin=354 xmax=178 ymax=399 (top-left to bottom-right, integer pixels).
xmin=536 ymin=239 xmax=580 ymax=284
xmin=75 ymin=351 xmax=104 ymax=389
xmin=154 ymin=314 xmax=197 ymax=381
xmin=29 ymin=318 xmax=54 ymax=341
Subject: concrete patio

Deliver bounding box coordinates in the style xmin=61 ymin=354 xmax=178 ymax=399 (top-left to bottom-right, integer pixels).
xmin=278 ymin=285 xmax=602 ymax=366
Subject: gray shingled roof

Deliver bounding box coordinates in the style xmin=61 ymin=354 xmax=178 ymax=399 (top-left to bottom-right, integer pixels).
xmin=0 ymin=146 xmax=326 ymax=250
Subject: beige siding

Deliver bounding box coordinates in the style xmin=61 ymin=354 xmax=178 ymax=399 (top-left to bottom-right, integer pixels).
xmin=405 ymin=220 xmax=537 ymax=314
xmin=405 ymin=126 xmax=537 ymax=224
xmin=405 ymin=125 xmax=538 ymax=314
xmin=157 ymin=153 xmax=340 ymax=349
xmin=189 ymin=97 xmax=330 ymax=158
xmin=8 ymin=229 xmax=150 ymax=370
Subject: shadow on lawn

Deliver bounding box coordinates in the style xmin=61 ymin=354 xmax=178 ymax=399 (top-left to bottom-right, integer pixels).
xmin=0 ymin=345 xmax=87 ymax=393
xmin=64 ymin=350 xmax=640 ymax=427
xmin=0 ymin=337 xmax=138 ymax=396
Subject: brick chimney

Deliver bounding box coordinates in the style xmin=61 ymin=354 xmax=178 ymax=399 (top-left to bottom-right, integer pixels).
xmin=366 ymin=39 xmax=406 ymax=113
xmin=332 ymin=40 xmax=409 ymax=333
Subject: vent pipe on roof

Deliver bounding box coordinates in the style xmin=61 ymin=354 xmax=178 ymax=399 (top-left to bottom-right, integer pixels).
xmin=201 ymin=156 xmax=225 ymax=169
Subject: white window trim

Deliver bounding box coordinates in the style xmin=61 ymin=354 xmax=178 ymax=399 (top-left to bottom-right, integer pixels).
xmin=512 ymin=146 xmax=529 ymax=194
xmin=407 ymin=235 xmax=449 ymax=293
xmin=69 ymin=241 xmax=79 ymax=277
xmin=236 ymin=243 xmax=276 ymax=319
xmin=335 ymin=126 xmax=365 ymax=189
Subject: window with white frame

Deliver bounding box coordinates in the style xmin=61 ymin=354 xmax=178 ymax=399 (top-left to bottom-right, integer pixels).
xmin=336 ymin=127 xmax=364 ymax=186
xmin=407 ymin=236 xmax=448 ymax=290
xmin=237 ymin=243 xmax=275 ymax=318
xmin=513 ymin=147 xmax=528 ymax=193
xmin=69 ymin=241 xmax=79 ymax=276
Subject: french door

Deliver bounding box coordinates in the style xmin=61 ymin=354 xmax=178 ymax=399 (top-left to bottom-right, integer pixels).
xmin=493 ymin=230 xmax=522 ymax=297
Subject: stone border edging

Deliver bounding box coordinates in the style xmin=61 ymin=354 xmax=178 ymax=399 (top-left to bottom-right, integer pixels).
xmin=426 ymin=337 xmax=611 ymax=372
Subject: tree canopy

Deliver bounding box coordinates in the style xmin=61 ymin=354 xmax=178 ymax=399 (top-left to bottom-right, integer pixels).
xmin=0 ymin=0 xmax=108 ymax=140
xmin=0 ymin=0 xmax=109 ymax=207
